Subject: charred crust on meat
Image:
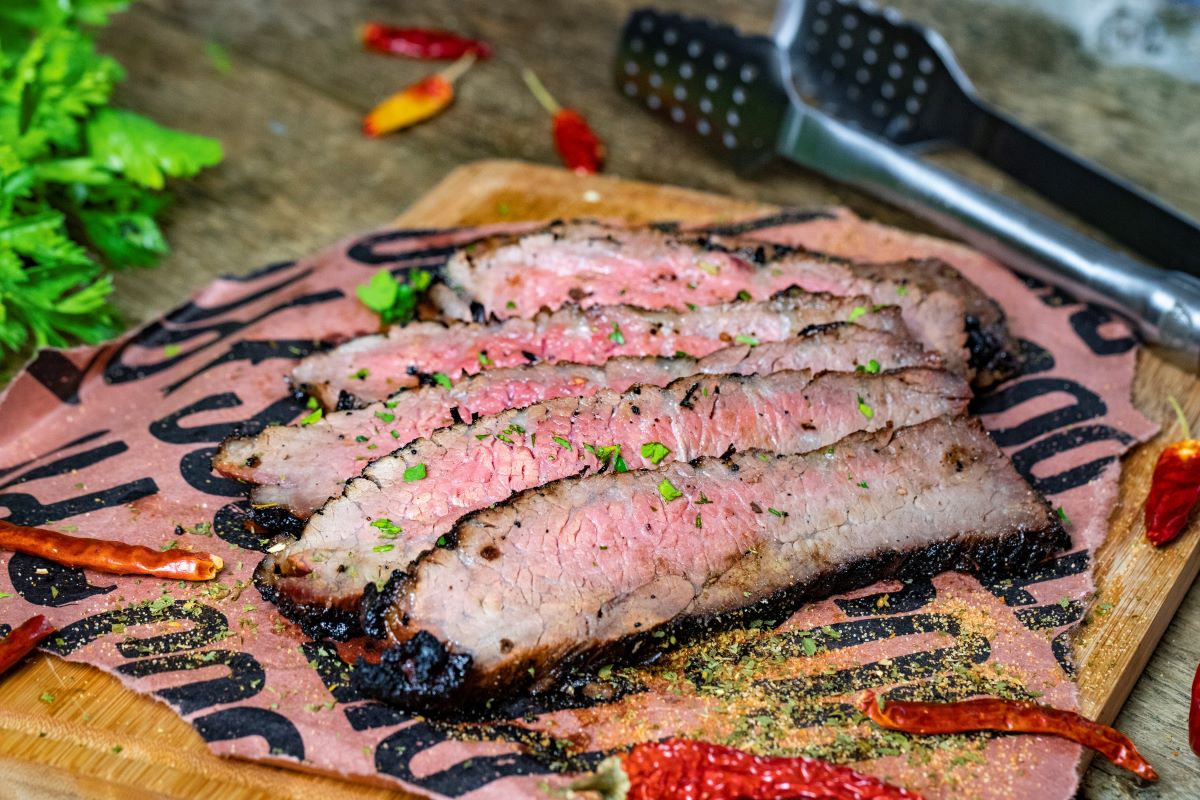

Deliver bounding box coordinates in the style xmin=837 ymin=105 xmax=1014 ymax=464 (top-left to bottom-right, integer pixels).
xmin=469 ymin=301 xmax=487 ymax=323
xmin=567 ymin=287 xmax=587 ymax=301
xmin=630 ymin=404 xmax=641 ymax=415
xmin=521 ymin=350 xmax=538 ymax=363
xmin=252 ymin=556 xmax=362 ymax=640
xmin=248 ymin=505 xmax=305 ymax=538
xmin=360 ymin=570 xmax=410 ymax=639
xmin=243 ymin=454 xmax=261 ymax=468
xmin=352 ymin=631 xmax=472 ymax=709
xmin=679 ymin=382 xmax=700 ymax=409
xmin=335 ymin=390 xmax=361 ymax=411
xmin=449 ymin=406 xmax=465 ymax=425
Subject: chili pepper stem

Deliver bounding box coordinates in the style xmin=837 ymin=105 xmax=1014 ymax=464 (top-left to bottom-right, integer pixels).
xmin=522 ymin=68 xmax=562 ymax=115
xmin=563 ymin=756 xmax=629 ymax=799
xmin=439 ymin=52 xmax=477 ymax=84
xmin=1169 ymin=395 xmax=1192 ymax=440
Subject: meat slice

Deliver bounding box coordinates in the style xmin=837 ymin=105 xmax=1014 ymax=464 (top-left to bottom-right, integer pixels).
xmin=291 ymin=291 xmax=907 ymax=408
xmin=356 ymin=416 xmax=1066 ymax=708
xmin=217 ymin=323 xmax=939 ymax=519
xmin=438 ymin=221 xmax=1011 ymax=379
xmin=260 ymin=367 xmax=970 ymax=638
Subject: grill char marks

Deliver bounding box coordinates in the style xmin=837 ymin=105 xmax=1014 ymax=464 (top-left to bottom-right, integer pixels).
xmin=358 ymin=416 xmax=1066 ymax=709
xmin=438 ymin=221 xmax=1014 ymax=383
xmin=215 ymin=323 xmax=940 ymax=520
xmin=262 ymin=368 xmax=970 ymax=636
xmin=290 ymin=290 xmax=901 ymax=408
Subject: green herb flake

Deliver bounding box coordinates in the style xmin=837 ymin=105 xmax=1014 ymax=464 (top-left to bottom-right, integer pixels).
xmin=896 ymin=284 xmax=908 ymax=296
xmin=697 ymin=260 xmax=721 ymax=276
xmin=609 ymin=322 xmax=625 ymax=345
xmin=552 ymin=435 xmax=572 ymax=450
xmin=390 ymin=430 xmax=401 ymax=439
xmin=433 ymin=372 xmax=452 ymax=389
xmin=299 ymin=407 xmax=323 ymax=426
xmin=477 ymin=351 xmax=491 ymax=366
xmin=352 ymin=368 xmax=370 ymax=380
xmin=640 ymin=441 xmax=671 ymax=465
xmin=355 ymin=435 xmax=369 ymax=443
xmin=374 ymin=410 xmax=395 ymax=424
xmin=505 ymin=300 xmax=516 ymax=310
xmin=857 ymin=395 xmax=875 ymax=419
xmin=403 ymin=464 xmax=427 ymax=482
xmin=1058 ymin=597 xmax=1071 ymax=610
xmin=658 ymin=479 xmax=683 ymax=502
xmin=1056 ymin=506 xmax=1071 ymax=525
xmin=436 ymin=535 xmax=448 ymax=547
xmin=163 ymin=344 xmax=181 ymax=358
xmin=847 ymin=305 xmax=867 ymax=322
xmin=371 ymin=518 xmax=402 ymax=537
xmin=734 ymin=334 xmax=759 ymax=347
xmin=356 ymin=269 xmax=432 ymax=326
xmin=767 ymin=507 xmax=786 ymax=518
xmin=697 ymin=492 xmax=711 ymax=505
xmin=372 ymin=544 xmax=394 ymax=553
xmin=160 ymin=540 xmax=177 ymax=551
xmin=39 ymin=692 xmax=56 ymax=705
xmin=695 ymin=514 xmax=703 ymax=529
xmin=801 ymin=636 xmax=818 ymax=657
xmin=854 ymin=358 xmax=881 ymax=374
xmin=204 ymin=40 xmax=233 ymax=75
xmin=736 ymin=290 xmax=753 ymax=302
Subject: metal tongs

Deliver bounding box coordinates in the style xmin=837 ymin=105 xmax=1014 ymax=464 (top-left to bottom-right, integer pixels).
xmin=615 ymin=3 xmax=1200 ymax=371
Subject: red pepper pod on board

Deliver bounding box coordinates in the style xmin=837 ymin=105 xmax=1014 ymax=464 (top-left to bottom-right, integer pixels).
xmin=360 ymin=23 xmax=491 ymax=60
xmin=858 ymin=692 xmax=1158 ymax=782
xmin=522 ymin=69 xmax=605 ymax=175
xmin=568 ymin=737 xmax=923 ymax=800
xmin=1144 ymin=397 xmax=1200 ymax=546
xmin=0 ymin=519 xmax=223 ymax=581
xmin=0 ymin=615 xmax=56 ymax=677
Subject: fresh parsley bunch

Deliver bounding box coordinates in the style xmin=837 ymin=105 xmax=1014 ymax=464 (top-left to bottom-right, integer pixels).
xmin=0 ymin=0 xmax=222 ymax=353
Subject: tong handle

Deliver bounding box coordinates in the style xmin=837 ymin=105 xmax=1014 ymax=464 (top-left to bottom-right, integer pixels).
xmin=958 ymin=102 xmax=1200 ymax=276
xmin=782 ymin=108 xmax=1200 ymax=372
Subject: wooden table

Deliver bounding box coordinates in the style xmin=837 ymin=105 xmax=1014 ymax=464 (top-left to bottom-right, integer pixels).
xmin=3 ymin=0 xmax=1199 ymax=796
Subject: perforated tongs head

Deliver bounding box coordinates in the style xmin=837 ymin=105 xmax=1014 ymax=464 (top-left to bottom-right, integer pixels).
xmin=615 ymin=8 xmax=795 ymax=171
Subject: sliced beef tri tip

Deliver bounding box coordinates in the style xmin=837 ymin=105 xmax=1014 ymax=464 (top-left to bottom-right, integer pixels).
xmin=437 ymin=221 xmax=1014 ymax=382
xmin=356 ymin=415 xmax=1067 ymax=710
xmin=290 ymin=289 xmax=910 ymax=409
xmin=258 ymin=367 xmax=970 ymax=639
xmin=217 ymin=323 xmax=940 ymax=520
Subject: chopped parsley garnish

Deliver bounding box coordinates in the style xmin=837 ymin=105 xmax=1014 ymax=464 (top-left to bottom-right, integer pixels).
xmin=371 ymin=518 xmax=402 ymax=538
xmin=355 ymin=435 xmax=369 ymax=443
xmin=476 ymin=433 xmax=490 ymax=440
xmin=306 ymin=396 xmax=319 ymax=410
xmin=857 ymin=395 xmax=874 ymax=419
xmin=858 ymin=480 xmax=869 ymax=489
xmin=403 ymin=464 xmax=427 ymax=482
xmin=768 ymin=507 xmax=787 ymax=518
xmin=847 ymin=305 xmax=867 ymax=322
xmin=695 ymin=514 xmax=703 ymax=529
xmin=1056 ymin=506 xmax=1070 ymax=525
xmin=736 ymin=290 xmax=752 ymax=302
xmin=855 ymin=358 xmax=881 ymax=374
xmin=372 ymin=544 xmax=394 ymax=553
xmin=436 ymin=535 xmax=449 ymax=547
xmin=374 ymin=410 xmax=395 ymax=423
xmin=674 ymin=350 xmax=690 ymax=358
xmin=641 ymin=441 xmax=671 ymax=465
xmin=658 ymin=479 xmax=683 ymax=502
xmin=734 ymin=334 xmax=759 ymax=347
xmin=433 ymin=372 xmax=452 ymax=389
xmin=478 ymin=351 xmax=491 ymax=366
xmin=39 ymin=692 xmax=55 ymax=704
xmin=552 ymin=435 xmax=572 ymax=450
xmin=585 ymin=443 xmax=626 ymax=471
xmin=356 ymin=268 xmax=432 ymax=325
xmin=686 ymin=302 xmax=698 ymax=311
xmin=384 ymin=399 xmax=399 ymax=409
xmin=390 ymin=430 xmax=401 ymax=439
xmin=697 ymin=260 xmax=721 ymax=276
xmin=609 ymin=322 xmax=625 ymax=345
xmin=163 ymin=344 xmax=181 ymax=358
xmin=801 ymin=636 xmax=818 ymax=657
xmin=352 ymin=368 xmax=370 ymax=380
xmin=697 ymin=492 xmax=711 ymax=505
xmin=505 ymin=300 xmax=517 ymax=310
xmin=299 ymin=407 xmax=323 ymax=426
xmin=896 ymin=284 xmax=909 ymax=296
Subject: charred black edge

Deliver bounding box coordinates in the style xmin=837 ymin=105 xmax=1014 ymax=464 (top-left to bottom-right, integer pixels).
xmin=247 ymin=505 xmax=306 ymax=539
xmin=335 ymin=390 xmax=362 ymax=411
xmin=252 ymin=554 xmax=363 ymax=641
xmin=354 ymin=516 xmax=1069 ymax=715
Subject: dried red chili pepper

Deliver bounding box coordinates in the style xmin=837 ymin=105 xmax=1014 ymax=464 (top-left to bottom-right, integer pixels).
xmin=361 ymin=23 xmax=491 ymax=60
xmin=858 ymin=692 xmax=1157 ymax=782
xmin=0 ymin=615 xmax=56 ymax=677
xmin=0 ymin=520 xmax=223 ymax=581
xmin=1144 ymin=396 xmax=1200 ymax=546
xmin=1190 ymin=663 xmax=1200 ymax=758
xmin=568 ymin=737 xmax=922 ymax=800
xmin=363 ymin=54 xmax=475 ymax=138
xmin=521 ymin=69 xmax=605 ymax=175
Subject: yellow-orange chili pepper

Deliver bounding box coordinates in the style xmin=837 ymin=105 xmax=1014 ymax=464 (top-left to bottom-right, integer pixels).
xmin=363 ymin=53 xmax=475 ymax=138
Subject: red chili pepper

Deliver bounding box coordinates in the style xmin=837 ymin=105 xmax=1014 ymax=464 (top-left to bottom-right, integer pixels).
xmin=569 ymin=737 xmax=922 ymax=800
xmin=363 ymin=54 xmax=475 ymax=138
xmin=858 ymin=692 xmax=1157 ymax=782
xmin=1144 ymin=397 xmax=1200 ymax=546
xmin=0 ymin=615 xmax=56 ymax=677
xmin=1190 ymin=663 xmax=1200 ymax=758
xmin=521 ymin=69 xmax=605 ymax=175
xmin=360 ymin=23 xmax=491 ymax=60
xmin=0 ymin=520 xmax=223 ymax=581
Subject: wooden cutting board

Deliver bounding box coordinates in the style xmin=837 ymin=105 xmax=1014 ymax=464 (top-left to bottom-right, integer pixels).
xmin=1 ymin=160 xmax=1197 ymax=800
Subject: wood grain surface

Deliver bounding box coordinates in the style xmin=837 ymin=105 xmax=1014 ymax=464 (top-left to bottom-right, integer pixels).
xmin=1 ymin=0 xmax=1199 ymax=797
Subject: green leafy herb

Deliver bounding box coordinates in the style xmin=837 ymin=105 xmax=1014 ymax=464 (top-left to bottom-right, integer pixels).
xmin=896 ymin=284 xmax=908 ymax=296
xmin=609 ymin=322 xmax=625 ymax=345
xmin=355 ymin=268 xmax=432 ymax=326
xmin=162 ymin=343 xmax=180 ymax=358
xmin=856 ymin=394 xmax=874 ymax=419
xmin=372 ymin=543 xmax=394 ymax=553
xmin=847 ymin=305 xmax=867 ymax=322
xmin=403 ymin=463 xmax=426 ymax=482
xmin=352 ymin=368 xmax=369 ymax=380
xmin=374 ymin=410 xmax=395 ymax=423
xmin=657 ymin=478 xmax=683 ymax=502
xmin=736 ymin=290 xmax=752 ymax=302
xmin=477 ymin=351 xmax=491 ymax=366
xmin=552 ymin=435 xmax=572 ymax=450
xmin=640 ymin=441 xmax=670 ymax=465
xmin=371 ymin=518 xmax=402 ymax=538
xmin=733 ymin=334 xmax=758 ymax=347
xmin=433 ymin=371 xmax=452 ymax=389
xmin=768 ymin=507 xmax=786 ymax=518
xmin=39 ymin=691 xmax=55 ymax=704
xmin=299 ymin=407 xmax=322 ymax=426
xmin=1056 ymin=506 xmax=1070 ymax=525
xmin=694 ymin=514 xmax=702 ymax=528
xmin=203 ymin=40 xmax=233 ymax=75
xmin=0 ymin=6 xmax=223 ymax=354
xmin=801 ymin=636 xmax=817 ymax=657
xmin=855 ymin=358 xmax=881 ymax=374
xmin=355 ymin=435 xmax=369 ymax=443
